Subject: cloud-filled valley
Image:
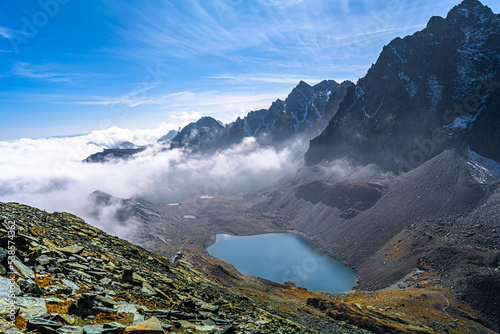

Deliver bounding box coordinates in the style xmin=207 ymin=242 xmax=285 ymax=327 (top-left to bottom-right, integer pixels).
xmin=0 ymin=125 xmax=305 ymax=235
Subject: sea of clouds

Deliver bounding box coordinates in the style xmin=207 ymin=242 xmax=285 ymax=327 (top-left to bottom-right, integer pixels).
xmin=0 ymin=125 xmax=305 ymax=236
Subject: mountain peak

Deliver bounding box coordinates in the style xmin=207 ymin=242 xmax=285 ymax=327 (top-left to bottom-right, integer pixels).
xmin=313 ymin=79 xmax=339 ymax=91
xmin=157 ymin=129 xmax=178 ymax=143
xmin=296 ymin=80 xmax=311 ymax=90
xmin=446 ymin=0 xmax=495 ymax=23
xmin=195 ymin=116 xmax=224 ymax=128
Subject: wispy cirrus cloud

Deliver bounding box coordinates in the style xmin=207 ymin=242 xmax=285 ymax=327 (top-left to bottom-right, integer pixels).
xmin=12 ymin=62 xmax=97 ymax=83
xmin=206 ymin=73 xmax=329 ymax=85
xmin=58 ymin=84 xmax=160 ymax=107
xmin=257 ymin=0 xmax=306 ymax=8
xmin=56 ymin=89 xmax=288 ymax=125
xmin=0 ymin=26 xmax=16 ymax=39
xmin=59 ymin=98 xmax=157 ymax=108
xmin=107 ymin=1 xmax=344 ymax=63
xmin=104 ymin=0 xmax=423 ymax=81
xmin=113 ymin=2 xmax=280 ymax=61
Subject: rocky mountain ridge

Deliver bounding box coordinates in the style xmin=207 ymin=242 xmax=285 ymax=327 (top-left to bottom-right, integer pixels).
xmin=162 ymin=80 xmax=352 ymax=153
xmin=305 ymin=0 xmax=500 ymax=173
xmin=84 ymin=80 xmax=351 ymax=162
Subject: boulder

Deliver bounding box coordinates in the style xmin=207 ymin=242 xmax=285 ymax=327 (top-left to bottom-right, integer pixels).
xmin=83 ymin=325 xmax=119 ymax=334
xmin=124 ymin=317 xmax=164 ymax=334
xmin=121 ymin=268 xmax=134 ymax=284
xmin=57 ymin=326 xmax=84 ymax=334
xmin=57 ymin=245 xmax=85 ymax=255
xmin=26 ymin=319 xmax=63 ymax=332
xmin=12 ymin=257 xmax=35 ymax=279
xmin=18 ymin=278 xmax=44 ymax=296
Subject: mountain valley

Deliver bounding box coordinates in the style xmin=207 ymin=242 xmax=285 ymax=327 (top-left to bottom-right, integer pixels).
xmin=2 ymin=0 xmax=500 ymax=333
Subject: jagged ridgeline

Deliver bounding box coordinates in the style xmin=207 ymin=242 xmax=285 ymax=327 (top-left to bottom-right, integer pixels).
xmin=84 ymin=80 xmax=352 ymax=162
xmin=163 ymin=80 xmax=353 ymax=153
xmin=305 ymin=0 xmax=500 ymax=173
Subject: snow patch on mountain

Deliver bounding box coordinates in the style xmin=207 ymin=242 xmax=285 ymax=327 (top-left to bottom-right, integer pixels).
xmin=398 ymin=71 xmax=418 ymax=99
xmin=443 ymin=105 xmax=484 ymax=137
xmin=426 ymin=75 xmax=444 ymax=112
xmin=390 ymin=45 xmax=405 ymax=64
xmin=466 ymin=146 xmax=500 ymax=179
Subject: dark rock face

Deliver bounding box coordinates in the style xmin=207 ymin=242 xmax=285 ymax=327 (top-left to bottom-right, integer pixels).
xmin=84 ymin=141 xmax=148 ymax=164
xmin=295 ymin=179 xmax=385 ymax=218
xmin=169 ymin=116 xmax=225 ymax=152
xmin=467 ymin=72 xmax=500 ymax=162
xmin=164 ymin=80 xmax=352 ymax=152
xmin=305 ymin=0 xmax=500 ymax=172
xmin=84 ymin=148 xmax=146 ymax=163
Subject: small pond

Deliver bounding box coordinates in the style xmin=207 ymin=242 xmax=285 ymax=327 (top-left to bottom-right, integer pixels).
xmin=207 ymin=233 xmax=356 ymax=293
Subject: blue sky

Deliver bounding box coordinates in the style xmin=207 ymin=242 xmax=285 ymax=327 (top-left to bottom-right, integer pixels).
xmin=0 ymin=0 xmax=499 ymax=140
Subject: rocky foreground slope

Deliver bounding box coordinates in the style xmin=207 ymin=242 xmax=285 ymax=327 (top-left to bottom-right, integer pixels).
xmin=1 ymin=202 xmax=496 ymax=334
xmin=0 ymin=202 xmax=378 ymax=334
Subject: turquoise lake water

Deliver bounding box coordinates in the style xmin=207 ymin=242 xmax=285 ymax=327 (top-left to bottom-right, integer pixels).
xmin=207 ymin=233 xmax=357 ymax=293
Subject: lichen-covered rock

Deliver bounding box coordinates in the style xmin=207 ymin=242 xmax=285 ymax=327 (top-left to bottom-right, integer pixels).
xmin=123 ymin=318 xmax=163 ymax=334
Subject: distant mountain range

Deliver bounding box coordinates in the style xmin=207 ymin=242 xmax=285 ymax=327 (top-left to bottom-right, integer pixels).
xmin=87 ymin=0 xmax=500 ymax=173
xmin=162 ymin=80 xmax=352 ymax=152
xmin=84 ymin=80 xmax=352 ymax=162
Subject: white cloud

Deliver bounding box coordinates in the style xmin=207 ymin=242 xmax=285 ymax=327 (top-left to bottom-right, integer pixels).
xmin=56 ymin=89 xmax=287 ymax=126
xmin=168 ymin=111 xmax=203 ymax=124
xmin=0 ymin=26 xmax=16 ymax=39
xmin=0 ymin=126 xmax=305 ymax=238
xmin=207 ymin=74 xmax=328 ymax=85
xmin=12 ymin=62 xmax=96 ymax=83
xmin=257 ymin=0 xmax=305 ymax=9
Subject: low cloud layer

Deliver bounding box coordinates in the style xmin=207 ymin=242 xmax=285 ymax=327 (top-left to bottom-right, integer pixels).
xmin=0 ymin=126 xmax=305 ymax=236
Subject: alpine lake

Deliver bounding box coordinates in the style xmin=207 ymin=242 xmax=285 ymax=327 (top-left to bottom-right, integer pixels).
xmin=207 ymin=233 xmax=357 ymax=293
